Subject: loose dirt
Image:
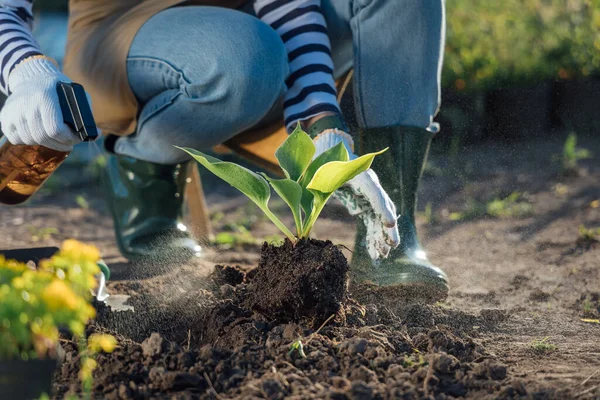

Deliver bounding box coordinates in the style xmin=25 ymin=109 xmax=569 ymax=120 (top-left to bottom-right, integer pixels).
xmin=242 ymin=239 xmax=349 ymax=325
xmin=1 ymin=133 xmax=599 ymax=398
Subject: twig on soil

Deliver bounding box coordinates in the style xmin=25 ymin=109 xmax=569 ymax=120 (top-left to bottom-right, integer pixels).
xmin=575 ymin=384 xmax=599 ymax=398
xmin=280 ymin=360 xmax=302 ymax=373
xmin=186 ymin=330 xmax=191 ymax=351
xmin=335 ymin=244 xmax=354 ymax=254
xmin=422 ymin=354 xmax=435 ymax=396
xmin=204 ymin=372 xmax=224 ymax=400
xmin=305 ymin=314 xmax=335 ymax=345
xmin=271 ymin=366 xmax=290 ymax=387
xmin=580 ymin=369 xmax=600 ymax=386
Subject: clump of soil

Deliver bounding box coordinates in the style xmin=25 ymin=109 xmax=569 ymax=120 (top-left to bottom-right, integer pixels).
xmin=93 ymin=239 xmax=350 ymax=346
xmin=242 ymin=239 xmax=348 ymax=325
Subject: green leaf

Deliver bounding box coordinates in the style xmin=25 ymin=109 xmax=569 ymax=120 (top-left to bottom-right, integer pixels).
xmin=178 ymin=147 xmax=295 ymax=240
xmin=300 ymin=142 xmax=349 ymax=188
xmin=299 ymin=142 xmax=349 ymax=216
xmin=263 ymin=175 xmax=304 ymax=236
xmin=275 ymin=124 xmax=316 ymax=181
xmin=306 ymin=149 xmax=387 ymax=195
xmin=179 ymin=147 xmax=271 ymax=204
xmin=300 ymin=189 xmax=314 ymax=218
xmin=300 ymin=148 xmax=387 ymax=237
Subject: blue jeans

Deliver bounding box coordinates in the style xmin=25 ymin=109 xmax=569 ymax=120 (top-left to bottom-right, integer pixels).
xmin=116 ymin=0 xmax=445 ymax=164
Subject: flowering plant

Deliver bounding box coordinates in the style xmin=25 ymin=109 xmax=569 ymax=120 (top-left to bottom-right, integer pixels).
xmin=0 ymin=240 xmax=100 ymax=360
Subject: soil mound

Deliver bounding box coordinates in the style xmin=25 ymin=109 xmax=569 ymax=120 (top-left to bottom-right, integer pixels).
xmin=243 ymin=239 xmax=349 ymax=325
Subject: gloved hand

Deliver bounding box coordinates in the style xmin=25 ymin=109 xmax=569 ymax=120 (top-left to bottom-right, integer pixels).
xmin=0 ymin=57 xmax=81 ymax=152
xmin=313 ymin=129 xmax=400 ymax=260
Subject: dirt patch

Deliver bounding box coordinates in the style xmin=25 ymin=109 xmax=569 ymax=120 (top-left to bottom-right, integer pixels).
xmin=55 ymin=326 xmax=548 ymax=400
xmin=243 ymin=239 xmax=348 ymax=326
xmin=52 ymin=257 xmax=570 ymax=399
xmin=2 ymin=133 xmax=599 ymax=398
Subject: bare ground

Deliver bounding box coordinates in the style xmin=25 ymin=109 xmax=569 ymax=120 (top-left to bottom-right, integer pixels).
xmin=1 ymin=133 xmax=599 ymax=398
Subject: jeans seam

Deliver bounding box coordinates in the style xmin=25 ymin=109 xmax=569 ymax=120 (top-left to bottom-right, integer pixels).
xmin=351 ymin=5 xmax=368 ymax=128
xmin=126 ymin=56 xmax=191 ymax=136
xmin=126 ymin=56 xmax=191 ymax=95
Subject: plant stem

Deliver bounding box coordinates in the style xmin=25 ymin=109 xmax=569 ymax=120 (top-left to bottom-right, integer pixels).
xmin=293 ymin=212 xmax=303 ymax=237
xmin=261 ymin=207 xmax=296 ymax=242
xmin=300 ymin=196 xmax=330 ymax=238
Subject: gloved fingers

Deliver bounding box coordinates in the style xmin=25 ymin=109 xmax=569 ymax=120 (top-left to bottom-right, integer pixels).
xmin=0 ymin=97 xmax=30 ymax=145
xmin=360 ymin=213 xmax=393 ymax=260
xmin=312 ymin=129 xmax=354 ymax=159
xmin=383 ymin=221 xmax=400 ymax=248
xmin=348 ymin=169 xmax=398 ymax=228
xmin=41 ymin=134 xmax=75 ymax=152
xmin=33 ymin=106 xmax=75 ymax=152
xmin=333 ymin=186 xmax=369 ymax=216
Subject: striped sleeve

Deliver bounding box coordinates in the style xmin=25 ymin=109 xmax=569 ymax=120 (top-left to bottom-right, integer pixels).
xmin=254 ymin=0 xmax=340 ymax=130
xmin=0 ymin=0 xmax=42 ymax=94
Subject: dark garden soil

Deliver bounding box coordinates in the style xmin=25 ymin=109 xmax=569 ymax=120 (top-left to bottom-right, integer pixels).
xmin=1 ymin=133 xmax=599 ymax=399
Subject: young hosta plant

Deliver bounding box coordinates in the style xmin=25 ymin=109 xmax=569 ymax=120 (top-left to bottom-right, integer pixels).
xmin=177 ymin=125 xmax=386 ymax=242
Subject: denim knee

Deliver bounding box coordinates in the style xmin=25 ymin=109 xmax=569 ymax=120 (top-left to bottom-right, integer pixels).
xmin=179 ymin=17 xmax=288 ymax=128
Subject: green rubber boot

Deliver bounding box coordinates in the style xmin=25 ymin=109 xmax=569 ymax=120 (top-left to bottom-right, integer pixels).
xmin=103 ymin=154 xmax=202 ymax=263
xmin=351 ymin=126 xmax=449 ymax=302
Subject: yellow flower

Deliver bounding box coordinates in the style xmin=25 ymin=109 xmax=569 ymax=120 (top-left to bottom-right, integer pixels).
xmin=60 ymin=240 xmax=101 ymax=262
xmin=88 ymin=334 xmax=117 ymax=353
xmin=11 ymin=276 xmax=25 ymax=289
xmin=42 ymin=280 xmax=80 ymax=311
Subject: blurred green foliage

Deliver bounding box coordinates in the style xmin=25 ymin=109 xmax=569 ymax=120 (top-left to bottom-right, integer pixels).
xmin=33 ymin=1 xmax=600 ymax=91
xmin=444 ymin=0 xmax=600 ymax=91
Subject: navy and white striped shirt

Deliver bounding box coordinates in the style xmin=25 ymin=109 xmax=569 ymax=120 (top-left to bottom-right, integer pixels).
xmin=0 ymin=0 xmax=41 ymax=94
xmin=254 ymin=0 xmax=339 ymax=129
xmin=0 ymin=0 xmax=339 ymax=128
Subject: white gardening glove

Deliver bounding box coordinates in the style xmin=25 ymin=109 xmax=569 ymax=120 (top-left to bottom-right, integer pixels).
xmin=313 ymin=129 xmax=400 ymax=260
xmin=0 ymin=57 xmax=81 ymax=152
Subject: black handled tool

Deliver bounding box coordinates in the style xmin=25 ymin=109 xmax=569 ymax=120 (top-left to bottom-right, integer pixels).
xmin=56 ymin=81 xmax=99 ymax=142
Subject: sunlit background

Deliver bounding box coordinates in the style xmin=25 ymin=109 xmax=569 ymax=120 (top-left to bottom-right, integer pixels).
xmin=32 ymin=0 xmax=600 ymax=146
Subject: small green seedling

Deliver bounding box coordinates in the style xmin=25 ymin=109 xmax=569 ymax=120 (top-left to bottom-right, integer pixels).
xmin=289 ymin=339 xmax=306 ymax=358
xmin=577 ymin=225 xmax=600 ymax=251
xmin=27 ymin=226 xmax=58 ymax=242
xmin=582 ymin=298 xmax=594 ymax=316
xmin=486 ymin=192 xmax=533 ymax=218
xmin=75 ymin=194 xmax=90 ymax=209
xmin=178 ymin=125 xmax=386 ymax=242
xmin=578 ymin=225 xmax=600 ymax=242
xmin=212 ymin=228 xmax=257 ymax=248
xmin=558 ymin=132 xmax=592 ymax=174
xmin=449 ymin=192 xmax=533 ymax=221
xmin=530 ymin=337 xmax=557 ymax=354
xmin=402 ymin=354 xmax=427 ymax=368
